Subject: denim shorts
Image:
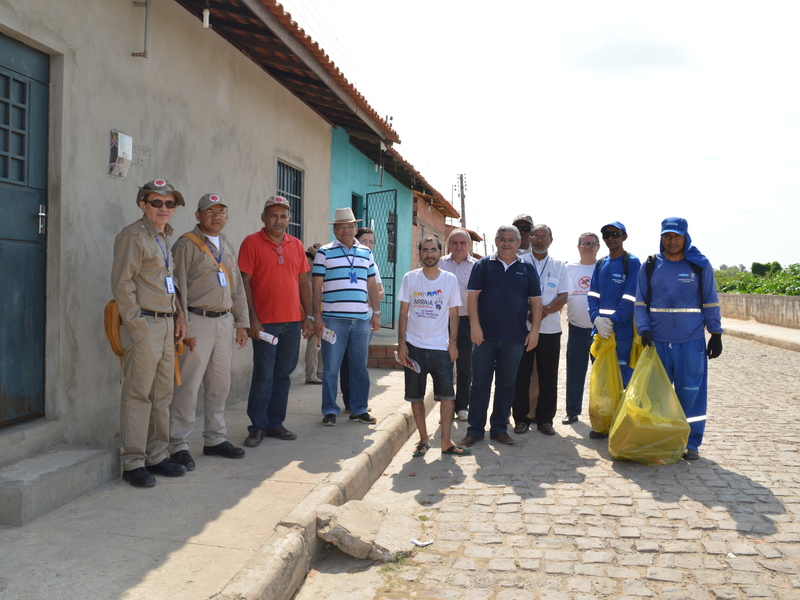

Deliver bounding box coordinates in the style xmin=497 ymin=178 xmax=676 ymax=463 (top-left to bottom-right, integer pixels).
xmin=404 ymin=342 xmax=455 ymax=402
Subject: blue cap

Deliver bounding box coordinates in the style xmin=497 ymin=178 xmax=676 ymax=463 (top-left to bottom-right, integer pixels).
xmin=660 ymin=217 xmax=688 ymax=236
xmin=600 ymin=221 xmax=626 ymax=233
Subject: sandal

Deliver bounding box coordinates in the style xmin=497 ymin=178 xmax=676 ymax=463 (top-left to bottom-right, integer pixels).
xmin=442 ymin=444 xmax=472 ymax=455
xmin=412 ymin=442 xmax=431 ymax=457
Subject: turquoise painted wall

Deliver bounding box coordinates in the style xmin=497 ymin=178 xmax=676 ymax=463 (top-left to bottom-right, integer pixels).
xmin=329 ymin=127 xmax=413 ymax=328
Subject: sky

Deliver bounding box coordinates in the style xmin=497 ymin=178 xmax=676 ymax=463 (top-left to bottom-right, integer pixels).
xmin=278 ymin=0 xmax=798 ymax=269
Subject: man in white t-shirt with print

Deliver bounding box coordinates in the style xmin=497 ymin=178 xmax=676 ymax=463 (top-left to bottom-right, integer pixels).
xmin=562 ymin=231 xmax=600 ymax=425
xmin=398 ymin=237 xmax=471 ymax=458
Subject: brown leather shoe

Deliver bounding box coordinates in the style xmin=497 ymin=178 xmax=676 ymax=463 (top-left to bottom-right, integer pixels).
xmin=459 ymin=434 xmax=484 ymax=447
xmin=490 ymin=432 xmax=515 ymax=445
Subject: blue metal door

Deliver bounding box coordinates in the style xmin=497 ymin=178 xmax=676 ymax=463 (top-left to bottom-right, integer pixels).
xmin=365 ymin=189 xmax=397 ymax=329
xmin=0 ymin=33 xmax=49 ymax=426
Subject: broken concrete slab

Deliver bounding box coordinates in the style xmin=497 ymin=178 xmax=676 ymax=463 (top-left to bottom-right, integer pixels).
xmin=316 ymin=500 xmax=423 ymax=562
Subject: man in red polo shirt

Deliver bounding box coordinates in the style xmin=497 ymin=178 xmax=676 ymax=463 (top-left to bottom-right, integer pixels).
xmin=239 ymin=196 xmax=313 ymax=445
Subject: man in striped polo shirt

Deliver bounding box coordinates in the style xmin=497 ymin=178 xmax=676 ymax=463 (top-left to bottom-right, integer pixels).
xmin=312 ymin=208 xmax=382 ymax=426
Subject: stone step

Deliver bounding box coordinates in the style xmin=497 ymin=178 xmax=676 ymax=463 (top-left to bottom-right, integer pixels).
xmin=0 ymin=443 xmax=117 ymax=526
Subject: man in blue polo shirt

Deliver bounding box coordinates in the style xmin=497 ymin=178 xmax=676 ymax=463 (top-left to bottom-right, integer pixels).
xmin=312 ymin=208 xmax=382 ymax=426
xmin=460 ymin=225 xmax=542 ymax=447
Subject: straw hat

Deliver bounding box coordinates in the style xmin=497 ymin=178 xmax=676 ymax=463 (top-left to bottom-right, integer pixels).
xmin=329 ymin=207 xmax=362 ymax=225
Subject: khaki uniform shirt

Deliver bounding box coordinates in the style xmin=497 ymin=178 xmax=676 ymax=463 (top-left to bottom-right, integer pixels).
xmin=112 ymin=217 xmax=177 ymax=341
xmin=172 ymin=224 xmax=249 ymax=337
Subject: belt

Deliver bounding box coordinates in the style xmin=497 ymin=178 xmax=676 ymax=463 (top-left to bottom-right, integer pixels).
xmin=140 ymin=309 xmax=175 ymax=318
xmin=188 ymin=307 xmax=229 ymax=318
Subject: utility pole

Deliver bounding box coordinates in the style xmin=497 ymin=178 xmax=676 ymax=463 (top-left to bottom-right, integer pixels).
xmin=456 ymin=173 xmax=467 ymax=229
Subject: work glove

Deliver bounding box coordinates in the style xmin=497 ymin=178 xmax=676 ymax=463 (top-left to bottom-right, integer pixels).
xmin=707 ymin=333 xmax=723 ymax=359
xmin=593 ymin=316 xmax=613 ymax=339
xmin=640 ymin=330 xmax=653 ymax=347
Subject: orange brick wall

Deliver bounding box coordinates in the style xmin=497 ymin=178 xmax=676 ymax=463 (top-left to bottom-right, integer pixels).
xmin=412 ymin=196 xmax=448 ymax=266
xmin=367 ymin=344 xmax=400 ymax=369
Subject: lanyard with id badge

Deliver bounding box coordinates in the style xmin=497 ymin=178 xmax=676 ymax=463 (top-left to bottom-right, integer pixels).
xmin=155 ymin=235 xmax=175 ymax=293
xmin=205 ymin=239 xmax=228 ymax=287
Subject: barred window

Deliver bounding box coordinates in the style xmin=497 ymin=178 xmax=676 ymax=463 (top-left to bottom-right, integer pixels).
xmin=277 ymin=160 xmax=303 ymax=239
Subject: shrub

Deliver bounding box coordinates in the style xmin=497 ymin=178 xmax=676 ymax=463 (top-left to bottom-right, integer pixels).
xmin=718 ymin=263 xmax=800 ymax=296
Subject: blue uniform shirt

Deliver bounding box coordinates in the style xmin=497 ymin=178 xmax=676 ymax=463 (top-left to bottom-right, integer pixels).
xmin=587 ymin=253 xmax=641 ymax=340
xmin=634 ymin=255 xmax=722 ymax=344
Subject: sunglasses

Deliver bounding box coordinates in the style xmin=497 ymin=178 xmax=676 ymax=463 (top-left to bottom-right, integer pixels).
xmin=602 ymin=231 xmax=623 ymax=239
xmin=145 ymin=199 xmax=178 ymax=209
xmin=516 ymin=225 xmax=532 ymax=233
xmin=274 ymin=245 xmax=284 ymax=265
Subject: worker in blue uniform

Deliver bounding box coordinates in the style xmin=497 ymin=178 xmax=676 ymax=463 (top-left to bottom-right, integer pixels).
xmin=587 ymin=221 xmax=640 ymax=439
xmin=634 ymin=217 xmax=723 ymax=461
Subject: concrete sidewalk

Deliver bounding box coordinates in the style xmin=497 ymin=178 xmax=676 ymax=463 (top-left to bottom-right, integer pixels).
xmin=0 ymin=368 xmax=422 ymax=600
xmin=722 ymin=317 xmax=800 ymax=353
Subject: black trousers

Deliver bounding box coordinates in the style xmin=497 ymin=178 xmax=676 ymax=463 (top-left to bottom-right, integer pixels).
xmin=512 ymin=332 xmax=561 ymax=426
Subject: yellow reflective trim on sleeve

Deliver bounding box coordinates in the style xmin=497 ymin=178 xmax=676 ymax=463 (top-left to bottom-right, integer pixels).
xmin=622 ymin=294 xmax=636 ymax=302
xmin=702 ymin=302 xmax=720 ymax=308
xmin=599 ymin=309 xmax=616 ymax=315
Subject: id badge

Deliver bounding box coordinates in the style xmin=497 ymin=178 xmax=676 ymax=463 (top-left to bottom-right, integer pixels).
xmin=349 ymin=270 xmax=358 ymax=284
xmin=165 ymin=276 xmax=176 ymax=293
xmin=218 ymin=271 xmax=228 ymax=287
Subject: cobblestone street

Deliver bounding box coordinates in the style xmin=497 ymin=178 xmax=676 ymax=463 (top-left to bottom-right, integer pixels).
xmin=296 ymin=335 xmax=800 ymax=600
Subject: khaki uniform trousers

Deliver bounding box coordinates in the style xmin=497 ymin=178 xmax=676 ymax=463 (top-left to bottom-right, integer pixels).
xmin=169 ymin=313 xmax=234 ymax=452
xmin=120 ymin=315 xmax=174 ymax=470
xmin=304 ymin=335 xmax=323 ymax=381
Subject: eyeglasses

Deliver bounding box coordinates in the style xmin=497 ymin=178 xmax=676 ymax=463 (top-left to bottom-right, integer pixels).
xmin=202 ymin=209 xmax=228 ymax=216
xmin=419 ymin=248 xmax=440 ymax=254
xmin=274 ymin=245 xmax=284 ymax=265
xmin=496 ymin=238 xmax=518 ymax=244
xmin=531 ymin=235 xmax=550 ymax=241
xmin=602 ymin=231 xmax=623 ymax=239
xmin=580 ymin=242 xmax=599 ymax=247
xmin=516 ymin=225 xmax=532 ymax=233
xmin=334 ymin=224 xmax=355 ymax=231
xmin=145 ymin=199 xmax=177 ymax=209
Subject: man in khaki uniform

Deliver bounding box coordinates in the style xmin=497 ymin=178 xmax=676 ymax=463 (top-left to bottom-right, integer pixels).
xmin=169 ymin=193 xmax=250 ymax=470
xmin=112 ymin=179 xmax=188 ymax=488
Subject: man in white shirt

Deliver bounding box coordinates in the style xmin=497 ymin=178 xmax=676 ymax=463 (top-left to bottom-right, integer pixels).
xmin=439 ymin=228 xmax=477 ymax=422
xmin=562 ymin=232 xmax=600 ymax=425
xmin=398 ymin=237 xmax=470 ymax=457
xmin=514 ymin=224 xmax=570 ymax=436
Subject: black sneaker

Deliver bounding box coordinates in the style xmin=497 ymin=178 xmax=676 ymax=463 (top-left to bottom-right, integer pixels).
xmin=244 ymin=429 xmax=264 ymax=447
xmin=146 ymin=458 xmax=187 ymax=477
xmin=322 ymin=413 xmax=336 ymax=426
xmin=170 ymin=450 xmax=195 ymax=471
xmin=683 ymin=448 xmax=700 ymax=461
xmin=122 ymin=467 xmax=156 ymax=488
xmin=266 ymin=425 xmax=297 ymax=440
xmin=349 ymin=412 xmax=376 ymax=424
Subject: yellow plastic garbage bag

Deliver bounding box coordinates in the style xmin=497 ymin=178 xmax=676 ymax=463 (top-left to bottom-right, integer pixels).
xmin=629 ymin=323 xmax=643 ymax=369
xmin=589 ymin=333 xmax=624 ymax=434
xmin=608 ymin=345 xmax=690 ymax=466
